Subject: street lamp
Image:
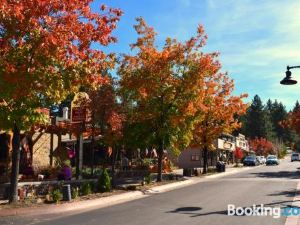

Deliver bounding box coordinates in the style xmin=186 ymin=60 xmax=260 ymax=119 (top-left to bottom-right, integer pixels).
xmin=280 ymin=65 xmax=300 ymax=85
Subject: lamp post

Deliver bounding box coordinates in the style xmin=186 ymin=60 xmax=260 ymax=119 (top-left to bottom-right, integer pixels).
xmin=280 ymin=65 xmax=300 ymax=85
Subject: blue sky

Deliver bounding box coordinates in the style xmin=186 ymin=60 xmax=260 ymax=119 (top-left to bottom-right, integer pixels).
xmin=92 ymin=0 xmax=300 ymax=110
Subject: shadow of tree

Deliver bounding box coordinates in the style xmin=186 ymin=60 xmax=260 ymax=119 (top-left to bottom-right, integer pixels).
xmin=250 ymin=171 xmax=300 ymax=179
xmin=166 ymin=207 xmax=202 ymax=215
xmin=268 ymin=189 xmax=300 ymax=197
xmin=166 ymin=199 xmax=300 ymax=217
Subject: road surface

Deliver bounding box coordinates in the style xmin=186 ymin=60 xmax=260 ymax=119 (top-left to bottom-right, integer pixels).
xmin=2 ymin=157 xmax=300 ymax=225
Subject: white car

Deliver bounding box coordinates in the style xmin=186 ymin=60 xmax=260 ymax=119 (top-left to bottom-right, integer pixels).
xmin=291 ymin=153 xmax=300 ymax=162
xmin=257 ymin=156 xmax=266 ymax=164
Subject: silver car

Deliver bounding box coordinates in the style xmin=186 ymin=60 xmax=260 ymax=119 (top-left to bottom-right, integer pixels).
xmin=291 ymin=153 xmax=300 ymax=162
xmin=266 ymin=155 xmax=279 ymax=165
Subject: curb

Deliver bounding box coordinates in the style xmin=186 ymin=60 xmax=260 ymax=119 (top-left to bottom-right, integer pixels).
xmin=0 ymin=166 xmax=255 ymax=217
xmin=0 ymin=191 xmax=146 ymax=217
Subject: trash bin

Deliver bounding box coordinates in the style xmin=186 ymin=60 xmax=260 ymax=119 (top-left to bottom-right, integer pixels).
xmin=62 ymin=184 xmax=71 ymax=201
xmin=217 ymin=161 xmax=226 ymax=172
xmin=221 ymin=162 xmax=226 ymax=172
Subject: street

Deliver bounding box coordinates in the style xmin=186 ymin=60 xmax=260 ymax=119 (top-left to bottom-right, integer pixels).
xmin=2 ymin=157 xmax=300 ymax=225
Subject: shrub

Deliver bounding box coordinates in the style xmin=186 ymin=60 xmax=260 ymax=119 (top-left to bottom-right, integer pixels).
xmin=144 ymin=173 xmax=151 ymax=184
xmin=51 ymin=189 xmax=62 ymax=203
xmin=98 ymin=168 xmax=111 ymax=193
xmin=40 ymin=168 xmax=51 ymax=179
xmin=167 ymin=173 xmax=175 ymax=180
xmin=142 ymin=158 xmax=153 ymax=169
xmin=81 ymin=182 xmax=92 ymax=196
xmin=71 ymin=187 xmax=79 ymax=199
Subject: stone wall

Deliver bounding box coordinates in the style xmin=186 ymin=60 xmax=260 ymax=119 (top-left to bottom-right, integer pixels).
xmin=32 ymin=133 xmax=58 ymax=173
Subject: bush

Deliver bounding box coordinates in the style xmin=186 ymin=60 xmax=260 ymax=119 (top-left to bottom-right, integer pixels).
xmin=81 ymin=182 xmax=92 ymax=196
xmin=167 ymin=173 xmax=176 ymax=180
xmin=40 ymin=168 xmax=51 ymax=179
xmin=51 ymin=189 xmax=62 ymax=203
xmin=144 ymin=173 xmax=151 ymax=184
xmin=142 ymin=158 xmax=153 ymax=169
xmin=98 ymin=168 xmax=111 ymax=193
xmin=71 ymin=187 xmax=79 ymax=199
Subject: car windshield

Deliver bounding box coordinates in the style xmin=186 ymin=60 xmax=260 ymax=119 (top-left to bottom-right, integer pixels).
xmin=245 ymin=156 xmax=255 ymax=160
xmin=292 ymin=154 xmax=299 ymax=157
xmin=267 ymin=156 xmax=277 ymax=159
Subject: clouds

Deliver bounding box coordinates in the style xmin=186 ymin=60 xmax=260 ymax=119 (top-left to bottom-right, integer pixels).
xmin=200 ymin=0 xmax=300 ymax=108
xmin=97 ymin=0 xmax=300 ymax=109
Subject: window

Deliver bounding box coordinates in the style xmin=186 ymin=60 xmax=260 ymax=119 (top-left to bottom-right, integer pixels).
xmin=191 ymin=155 xmax=200 ymax=161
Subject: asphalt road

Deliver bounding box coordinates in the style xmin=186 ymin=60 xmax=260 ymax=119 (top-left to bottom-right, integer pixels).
xmin=2 ymin=157 xmax=300 ymax=225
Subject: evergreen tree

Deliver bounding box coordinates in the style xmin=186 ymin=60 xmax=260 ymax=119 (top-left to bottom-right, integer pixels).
xmin=293 ymin=100 xmax=300 ymax=112
xmin=268 ymin=100 xmax=289 ymax=142
xmin=242 ymin=95 xmax=275 ymax=140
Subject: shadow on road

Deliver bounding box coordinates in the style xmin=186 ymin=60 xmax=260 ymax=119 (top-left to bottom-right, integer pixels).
xmin=166 ymin=207 xmax=203 ymax=215
xmin=250 ymin=171 xmax=300 ymax=179
xmin=166 ymin=199 xmax=299 ymax=217
xmin=268 ymin=189 xmax=300 ymax=197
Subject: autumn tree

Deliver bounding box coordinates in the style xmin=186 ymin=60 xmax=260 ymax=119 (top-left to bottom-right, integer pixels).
xmin=88 ymin=79 xmax=124 ymax=182
xmin=282 ymin=100 xmax=300 ymax=152
xmin=119 ymin=18 xmax=210 ymax=181
xmin=233 ymin=147 xmax=243 ymax=165
xmin=0 ymin=0 xmax=122 ymax=203
xmin=191 ymin=69 xmax=248 ymax=173
xmin=249 ymin=137 xmax=274 ymax=156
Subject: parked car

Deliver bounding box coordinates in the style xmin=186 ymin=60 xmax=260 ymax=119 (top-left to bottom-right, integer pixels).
xmin=266 ymin=155 xmax=279 ymax=165
xmin=291 ymin=153 xmax=300 ymax=162
xmin=257 ymin=156 xmax=266 ymax=164
xmin=243 ymin=155 xmax=259 ymax=166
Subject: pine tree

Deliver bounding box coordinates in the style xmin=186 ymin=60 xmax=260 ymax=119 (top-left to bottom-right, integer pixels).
xmin=242 ymin=95 xmax=275 ymax=140
xmin=293 ymin=101 xmax=300 ymax=112
xmin=268 ymin=101 xmax=289 ymax=142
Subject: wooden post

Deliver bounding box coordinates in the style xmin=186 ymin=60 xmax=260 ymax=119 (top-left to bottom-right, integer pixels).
xmin=78 ymin=133 xmax=83 ymax=179
xmin=50 ymin=133 xmax=54 ymax=166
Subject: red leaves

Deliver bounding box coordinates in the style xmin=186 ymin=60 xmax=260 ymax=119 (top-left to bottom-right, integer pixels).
xmin=249 ymin=137 xmax=274 ymax=156
xmin=234 ymin=147 xmax=243 ymax=160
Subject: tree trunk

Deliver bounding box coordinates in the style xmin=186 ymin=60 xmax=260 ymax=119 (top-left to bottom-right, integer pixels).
xmin=156 ymin=141 xmax=164 ymax=182
xmin=203 ymin=146 xmax=208 ymax=174
xmin=90 ymin=136 xmax=95 ymax=176
xmin=111 ymin=146 xmax=116 ymax=188
xmin=9 ymin=124 xmax=21 ymax=204
xmin=75 ymin=133 xmax=83 ymax=180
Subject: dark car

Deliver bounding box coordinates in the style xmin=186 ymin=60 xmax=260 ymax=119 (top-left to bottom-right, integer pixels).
xmin=266 ymin=155 xmax=279 ymax=165
xmin=243 ymin=155 xmax=258 ymax=166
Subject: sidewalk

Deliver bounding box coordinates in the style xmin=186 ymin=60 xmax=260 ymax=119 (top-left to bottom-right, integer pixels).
xmin=0 ymin=165 xmax=254 ymax=217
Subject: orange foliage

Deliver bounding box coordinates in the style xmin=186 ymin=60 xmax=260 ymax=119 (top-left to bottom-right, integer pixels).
xmin=281 ymin=108 xmax=300 ymax=135
xmin=0 ymin=0 xmax=122 ymax=129
xmin=191 ymin=71 xmax=248 ymax=149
